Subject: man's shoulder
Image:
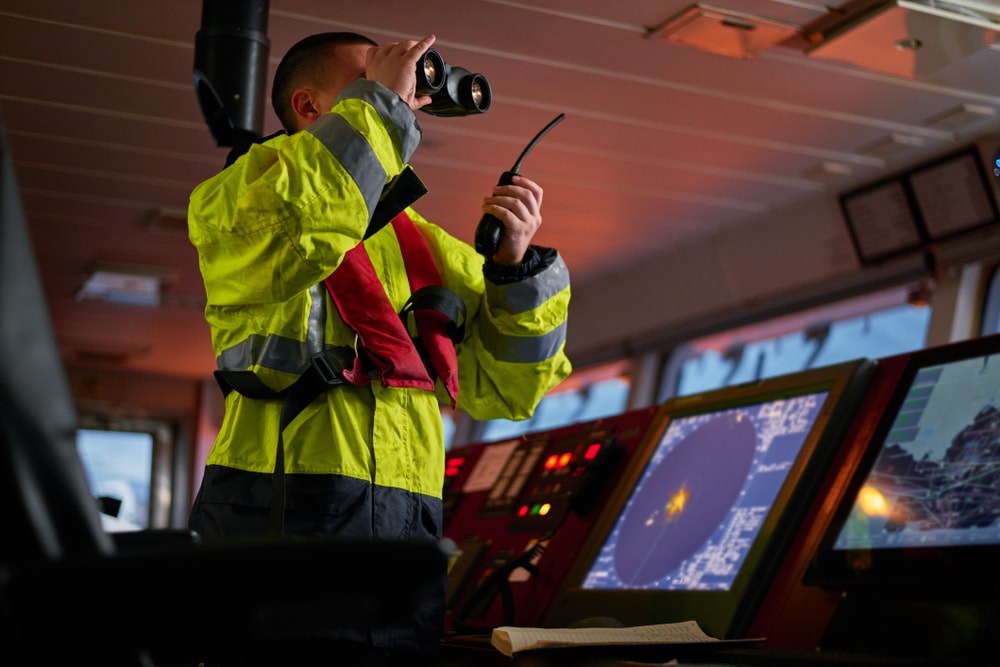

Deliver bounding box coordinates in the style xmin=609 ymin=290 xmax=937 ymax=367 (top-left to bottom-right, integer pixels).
xmin=224 ymin=129 xmax=288 ymax=169
xmin=191 ymin=130 xmax=290 ymax=199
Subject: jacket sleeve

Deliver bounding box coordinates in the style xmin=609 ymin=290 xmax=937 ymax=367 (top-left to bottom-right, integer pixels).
xmin=188 ymin=80 xmax=421 ymax=306
xmin=408 ymin=209 xmax=573 ymax=422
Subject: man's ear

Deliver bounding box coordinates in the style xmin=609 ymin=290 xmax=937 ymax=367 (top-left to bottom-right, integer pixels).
xmin=290 ymin=88 xmax=323 ymax=127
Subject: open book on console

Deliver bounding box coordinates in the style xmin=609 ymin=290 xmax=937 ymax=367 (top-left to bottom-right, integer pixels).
xmin=490 ymin=620 xmax=764 ymax=658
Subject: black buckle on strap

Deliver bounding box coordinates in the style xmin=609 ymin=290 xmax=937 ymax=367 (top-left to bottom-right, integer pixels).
xmin=309 ymin=346 xmax=356 ymax=387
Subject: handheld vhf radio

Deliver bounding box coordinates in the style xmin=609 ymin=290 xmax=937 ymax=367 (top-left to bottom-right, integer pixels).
xmin=475 ymin=113 xmax=566 ymax=257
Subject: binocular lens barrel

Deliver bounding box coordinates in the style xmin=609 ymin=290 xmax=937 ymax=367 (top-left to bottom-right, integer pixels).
xmin=467 ymin=74 xmax=490 ymax=112
xmin=417 ymin=49 xmax=446 ymax=94
xmin=416 ymin=49 xmax=491 ymax=116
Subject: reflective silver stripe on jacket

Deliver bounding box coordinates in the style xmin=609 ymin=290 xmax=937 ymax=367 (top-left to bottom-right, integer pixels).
xmin=343 ymin=79 xmax=421 ymax=163
xmin=307 ymin=81 xmax=421 ymax=224
xmin=480 ymin=320 xmax=567 ymax=364
xmin=486 ymin=254 xmax=570 ymax=315
xmin=216 ymin=334 xmax=313 ymax=375
xmin=305 ymin=283 xmax=326 ymax=356
xmin=307 ymin=113 xmax=386 ymax=224
xmin=217 ymin=285 xmax=329 ymax=374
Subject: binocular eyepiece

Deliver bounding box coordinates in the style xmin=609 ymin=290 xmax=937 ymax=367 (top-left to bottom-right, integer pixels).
xmin=416 ymin=49 xmax=491 ymax=117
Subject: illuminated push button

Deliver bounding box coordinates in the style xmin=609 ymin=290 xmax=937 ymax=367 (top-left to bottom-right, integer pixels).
xmin=584 ymin=443 xmax=602 ymax=460
xmin=517 ymin=505 xmax=530 ymax=517
xmin=538 ymin=503 xmax=552 ymax=516
xmin=445 ymin=456 xmax=465 ymax=477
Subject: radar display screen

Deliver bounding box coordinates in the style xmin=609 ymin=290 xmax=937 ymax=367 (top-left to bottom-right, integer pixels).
xmin=581 ymin=390 xmax=829 ymax=591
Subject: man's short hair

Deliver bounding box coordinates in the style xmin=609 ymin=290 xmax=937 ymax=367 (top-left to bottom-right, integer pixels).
xmin=271 ymin=32 xmax=377 ymax=133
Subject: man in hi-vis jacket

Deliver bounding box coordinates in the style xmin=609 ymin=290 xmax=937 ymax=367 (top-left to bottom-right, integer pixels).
xmin=186 ymin=31 xmax=571 ymax=661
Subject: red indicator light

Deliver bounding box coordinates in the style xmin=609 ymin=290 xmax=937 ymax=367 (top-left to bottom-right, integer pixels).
xmin=544 ymin=455 xmax=559 ymax=469
xmin=584 ymin=443 xmax=601 ymax=460
xmin=558 ymin=452 xmax=572 ymax=467
xmin=518 ymin=505 xmax=530 ymax=517
xmin=447 ymin=456 xmax=466 ymax=467
xmin=445 ymin=466 xmax=461 ymax=477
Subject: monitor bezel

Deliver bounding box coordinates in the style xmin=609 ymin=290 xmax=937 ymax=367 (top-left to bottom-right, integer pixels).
xmin=806 ymin=334 xmax=1000 ymax=595
xmin=543 ymin=359 xmax=876 ymax=639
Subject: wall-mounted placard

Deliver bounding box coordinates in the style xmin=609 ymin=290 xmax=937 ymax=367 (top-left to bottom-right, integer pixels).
xmin=840 ymin=177 xmax=922 ymax=265
xmin=840 ymin=146 xmax=1000 ymax=266
xmin=907 ymin=147 xmax=999 ymax=243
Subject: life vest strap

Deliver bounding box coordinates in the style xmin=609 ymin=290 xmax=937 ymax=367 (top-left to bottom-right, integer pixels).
xmin=213 ymin=345 xmax=362 ymax=536
xmin=211 ymin=212 xmax=462 ymax=535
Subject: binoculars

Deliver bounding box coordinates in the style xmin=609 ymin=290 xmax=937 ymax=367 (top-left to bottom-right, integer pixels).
xmin=416 ymin=49 xmax=491 ymax=117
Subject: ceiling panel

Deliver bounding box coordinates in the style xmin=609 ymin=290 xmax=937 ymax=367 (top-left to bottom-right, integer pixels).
xmin=2 ymin=0 xmax=999 ymax=379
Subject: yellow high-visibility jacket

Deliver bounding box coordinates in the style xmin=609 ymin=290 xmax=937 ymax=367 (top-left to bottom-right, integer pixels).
xmin=186 ymin=79 xmax=571 ymax=652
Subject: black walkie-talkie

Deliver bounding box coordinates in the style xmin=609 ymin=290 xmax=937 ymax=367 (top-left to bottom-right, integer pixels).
xmin=474 ymin=113 xmax=566 ymax=257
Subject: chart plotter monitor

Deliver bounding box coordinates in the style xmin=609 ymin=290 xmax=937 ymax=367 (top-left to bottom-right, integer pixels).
xmin=806 ymin=334 xmax=1000 ymax=595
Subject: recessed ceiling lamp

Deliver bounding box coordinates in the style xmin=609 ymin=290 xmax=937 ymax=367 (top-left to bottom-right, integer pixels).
xmin=145 ymin=206 xmax=189 ymax=234
xmin=923 ymin=103 xmax=996 ymax=130
xmin=77 ymin=262 xmax=168 ymax=307
xmin=803 ymin=161 xmax=854 ymax=185
xmin=647 ymin=3 xmax=801 ymax=59
xmin=858 ymin=133 xmax=925 ymax=158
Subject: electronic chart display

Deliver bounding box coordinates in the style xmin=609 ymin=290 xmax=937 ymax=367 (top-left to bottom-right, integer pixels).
xmin=806 ymin=335 xmax=1000 ymax=595
xmin=830 ymin=353 xmax=1000 ymax=552
xmin=581 ymin=391 xmax=829 ymax=592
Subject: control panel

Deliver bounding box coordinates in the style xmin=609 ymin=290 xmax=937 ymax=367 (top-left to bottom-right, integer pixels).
xmin=441 ymin=407 xmax=658 ymax=633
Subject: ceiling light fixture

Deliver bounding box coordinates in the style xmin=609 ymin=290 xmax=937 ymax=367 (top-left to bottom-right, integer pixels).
xmin=647 ymin=3 xmax=800 ymax=59
xmin=145 ymin=206 xmax=189 ymax=234
xmin=77 ymin=262 xmax=168 ymax=307
xmin=922 ymin=103 xmax=996 ymax=130
xmin=858 ymin=133 xmax=926 ymax=158
xmin=803 ymin=161 xmax=854 ymax=185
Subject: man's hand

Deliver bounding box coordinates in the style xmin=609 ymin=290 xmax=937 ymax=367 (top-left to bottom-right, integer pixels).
xmin=366 ymin=34 xmax=436 ymax=111
xmin=482 ymin=175 xmax=544 ymax=265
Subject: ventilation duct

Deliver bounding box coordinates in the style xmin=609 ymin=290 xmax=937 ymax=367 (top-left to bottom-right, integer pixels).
xmin=805 ymin=1 xmax=1000 ymax=79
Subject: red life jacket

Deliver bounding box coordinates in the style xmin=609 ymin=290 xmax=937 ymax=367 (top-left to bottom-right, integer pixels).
xmin=323 ymin=211 xmax=462 ymax=407
xmin=212 ymin=210 xmax=465 ymax=535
